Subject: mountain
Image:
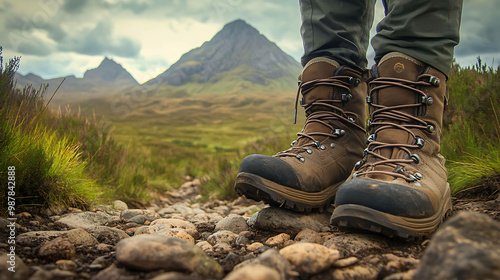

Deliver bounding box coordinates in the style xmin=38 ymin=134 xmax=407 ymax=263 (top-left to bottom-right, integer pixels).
xmin=145 ymin=19 xmax=302 ymax=95
xmin=14 ymin=57 xmax=138 ymax=104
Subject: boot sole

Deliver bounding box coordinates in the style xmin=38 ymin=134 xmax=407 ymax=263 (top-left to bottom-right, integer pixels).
xmin=235 ymin=172 xmax=341 ymax=212
xmin=330 ymin=185 xmax=452 ymax=239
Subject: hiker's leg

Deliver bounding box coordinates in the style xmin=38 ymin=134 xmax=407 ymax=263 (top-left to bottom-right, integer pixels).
xmin=300 ymin=0 xmax=376 ymax=71
xmin=372 ymin=0 xmax=463 ymax=76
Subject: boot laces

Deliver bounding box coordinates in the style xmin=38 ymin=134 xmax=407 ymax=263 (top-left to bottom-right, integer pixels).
xmin=277 ymin=76 xmax=364 ymax=160
xmin=355 ymin=74 xmax=439 ymax=181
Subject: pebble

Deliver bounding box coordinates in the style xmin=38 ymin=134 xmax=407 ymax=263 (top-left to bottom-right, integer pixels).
xmin=157 ymin=228 xmax=195 ymax=243
xmin=116 ymin=234 xmax=223 ymax=278
xmin=234 ymin=249 xmax=293 ymax=280
xmin=55 ymin=212 xmax=116 ymax=229
xmin=150 ymin=218 xmax=199 ymax=239
xmin=265 ymin=233 xmax=290 ymax=247
xmin=86 ymin=226 xmax=130 ymax=245
xmin=207 ymin=230 xmax=238 ymax=246
xmin=113 ymin=200 xmax=128 ymax=211
xmin=224 ymin=264 xmax=280 ymax=280
xmin=248 ymin=207 xmax=330 ymax=234
xmin=333 ymin=256 xmax=359 ymax=268
xmin=196 ymin=241 xmax=213 ymax=253
xmin=329 ymin=265 xmax=378 ymax=279
xmin=120 ymin=209 xmax=161 ymax=222
xmin=294 ymin=228 xmax=323 ymax=244
xmin=246 ymin=242 xmax=264 ymax=253
xmin=213 ymin=242 xmax=232 ymax=254
xmin=38 ymin=237 xmax=76 ymax=261
xmin=414 ymin=212 xmax=500 ymax=280
xmin=215 ymin=214 xmax=250 ymax=234
xmin=55 ymin=260 xmax=77 ymax=271
xmin=279 ymin=242 xmax=340 ymax=274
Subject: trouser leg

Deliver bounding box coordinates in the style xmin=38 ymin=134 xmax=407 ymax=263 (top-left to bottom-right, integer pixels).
xmin=372 ymin=0 xmax=463 ymax=76
xmin=300 ymin=0 xmax=376 ymax=71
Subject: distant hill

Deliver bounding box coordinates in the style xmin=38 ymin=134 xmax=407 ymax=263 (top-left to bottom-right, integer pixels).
xmin=14 ymin=57 xmax=138 ymax=104
xmin=144 ymin=19 xmax=302 ymax=96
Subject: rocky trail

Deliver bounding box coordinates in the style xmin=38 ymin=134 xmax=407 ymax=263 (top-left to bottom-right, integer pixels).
xmin=1 ymin=178 xmax=499 ymax=280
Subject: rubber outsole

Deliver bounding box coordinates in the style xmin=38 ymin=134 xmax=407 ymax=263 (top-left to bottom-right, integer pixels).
xmin=330 ymin=185 xmax=453 ymax=239
xmin=234 ymin=172 xmax=342 ymax=213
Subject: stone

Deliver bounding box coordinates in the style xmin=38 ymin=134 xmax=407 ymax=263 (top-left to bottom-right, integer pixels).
xmin=224 ymin=264 xmax=281 ymax=280
xmin=128 ymin=215 xmax=147 ymax=224
xmin=246 ymin=242 xmax=264 ymax=253
xmin=151 ymin=272 xmax=197 ymax=280
xmin=62 ymin=228 xmax=99 ymax=247
xmin=234 ymin=249 xmax=293 ymax=280
xmin=0 ymin=255 xmax=32 ymax=279
xmin=17 ymin=228 xmax=98 ymax=247
xmin=213 ymin=242 xmax=232 ymax=254
xmin=265 ymin=233 xmax=290 ymax=247
xmin=86 ymin=226 xmax=130 ymax=245
xmin=328 ymin=265 xmax=378 ymax=279
xmin=17 ymin=231 xmax=63 ymax=247
xmin=56 ymin=212 xmax=115 ymax=229
xmin=157 ymin=228 xmax=195 ymax=243
xmin=294 ymin=228 xmax=323 ymax=244
xmin=279 ymin=242 xmax=340 ymax=274
xmin=120 ymin=209 xmax=161 ymax=221
xmin=38 ymin=237 xmax=76 ymax=261
xmin=96 ymin=243 xmax=114 ymax=252
xmin=55 ymin=260 xmax=77 ymax=271
xmin=116 ymin=235 xmax=223 ymax=278
xmin=150 ymin=218 xmax=199 ymax=239
xmin=113 ymin=200 xmax=128 ymax=211
xmin=248 ymin=207 xmax=330 ymax=234
xmin=207 ymin=230 xmax=238 ymax=246
xmin=93 ymin=264 xmax=126 ymax=280
xmin=214 ymin=214 xmax=250 ymax=234
xmin=196 ymin=241 xmax=213 ymax=253
xmin=323 ymin=233 xmax=388 ymax=256
xmin=333 ymin=256 xmax=359 ymax=268
xmin=414 ymin=212 xmax=500 ymax=280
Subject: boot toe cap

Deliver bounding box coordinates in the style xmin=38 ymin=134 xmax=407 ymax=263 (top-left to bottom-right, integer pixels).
xmin=334 ymin=178 xmax=435 ymax=218
xmin=238 ymin=154 xmax=301 ymax=189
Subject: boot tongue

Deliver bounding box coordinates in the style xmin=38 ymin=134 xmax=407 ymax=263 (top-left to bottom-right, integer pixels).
xmin=372 ymin=52 xmax=426 ymax=164
xmin=296 ymin=58 xmax=340 ymax=146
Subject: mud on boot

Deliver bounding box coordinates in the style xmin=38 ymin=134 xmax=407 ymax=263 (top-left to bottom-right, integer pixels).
xmin=235 ymin=57 xmax=367 ymax=212
xmin=331 ymin=52 xmax=452 ymax=238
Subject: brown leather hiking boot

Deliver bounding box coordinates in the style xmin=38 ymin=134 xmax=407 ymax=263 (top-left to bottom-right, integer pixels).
xmin=235 ymin=57 xmax=367 ymax=212
xmin=331 ymin=52 xmax=452 ymax=238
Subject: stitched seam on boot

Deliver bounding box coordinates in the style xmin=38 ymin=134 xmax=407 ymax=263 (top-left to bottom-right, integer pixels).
xmin=379 ymin=52 xmax=425 ymax=66
xmin=302 ymin=57 xmax=341 ymax=76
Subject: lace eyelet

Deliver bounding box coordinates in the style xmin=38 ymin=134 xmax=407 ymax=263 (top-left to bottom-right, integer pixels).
xmin=354 ymin=160 xmax=363 ymax=170
xmin=426 ymin=125 xmax=435 ymax=133
xmin=319 ymin=145 xmax=326 ymax=150
xmin=334 ymin=129 xmax=346 ymax=137
xmin=330 ymin=143 xmax=335 ymax=148
xmin=414 ymin=173 xmax=423 ymax=180
xmin=415 ymin=136 xmax=425 ymax=148
xmin=290 ymin=140 xmax=296 ymax=147
xmin=296 ymin=155 xmax=305 ymax=162
xmin=306 ymin=149 xmax=312 ymax=154
xmin=411 ymin=154 xmax=421 ymax=164
xmin=342 ymin=94 xmax=352 ymax=102
xmin=366 ymin=134 xmax=376 ymax=144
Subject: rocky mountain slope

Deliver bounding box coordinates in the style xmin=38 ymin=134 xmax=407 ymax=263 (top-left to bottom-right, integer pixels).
xmin=145 ymin=19 xmax=302 ymax=96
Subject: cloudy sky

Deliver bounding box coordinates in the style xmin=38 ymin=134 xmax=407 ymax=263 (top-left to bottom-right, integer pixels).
xmin=1 ymin=0 xmax=498 ymax=84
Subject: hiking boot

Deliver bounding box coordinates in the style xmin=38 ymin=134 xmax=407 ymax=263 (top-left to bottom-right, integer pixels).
xmin=234 ymin=57 xmax=367 ymax=212
xmin=331 ymin=52 xmax=452 ymax=238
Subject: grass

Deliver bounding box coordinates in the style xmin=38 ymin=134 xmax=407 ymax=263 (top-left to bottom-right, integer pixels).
xmin=442 ymin=59 xmax=500 ymax=194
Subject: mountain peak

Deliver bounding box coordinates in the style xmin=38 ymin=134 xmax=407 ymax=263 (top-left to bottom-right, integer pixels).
xmin=84 ymin=57 xmax=138 ymax=85
xmin=147 ymin=19 xmax=301 ymax=92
